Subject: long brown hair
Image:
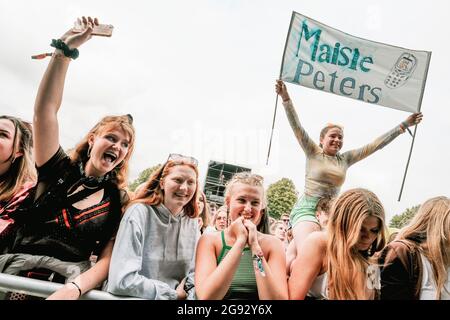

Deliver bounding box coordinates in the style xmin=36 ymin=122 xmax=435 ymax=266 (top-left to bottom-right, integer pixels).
xmin=132 ymin=160 xmax=200 ymax=218
xmin=198 ymin=191 xmax=211 ymax=231
xmin=0 ymin=116 xmax=36 ymax=202
xmin=398 ymin=196 xmax=450 ymax=299
xmin=70 ymin=114 xmax=135 ymax=189
xmin=327 ymin=188 xmax=386 ymax=300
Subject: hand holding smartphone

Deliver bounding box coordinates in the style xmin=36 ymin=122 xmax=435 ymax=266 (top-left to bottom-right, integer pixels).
xmin=72 ymin=22 xmax=114 ymax=37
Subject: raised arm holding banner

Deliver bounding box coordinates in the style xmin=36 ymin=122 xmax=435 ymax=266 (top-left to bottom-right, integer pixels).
xmin=267 ymin=11 xmax=431 ymax=199
xmin=266 ymin=12 xmax=430 ymax=274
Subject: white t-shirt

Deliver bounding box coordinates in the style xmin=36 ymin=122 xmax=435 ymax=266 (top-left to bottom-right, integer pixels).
xmin=419 ymin=254 xmax=450 ymax=300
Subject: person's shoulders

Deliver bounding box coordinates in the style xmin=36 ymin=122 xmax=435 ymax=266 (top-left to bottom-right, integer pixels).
xmin=381 ymin=240 xmax=416 ymax=266
xmin=304 ymin=231 xmax=328 ymax=251
xmin=181 ymin=213 xmax=199 ymax=224
xmin=198 ymin=229 xmax=221 ymax=250
xmin=37 ymin=146 xmax=70 ymax=173
xmin=200 ymin=229 xmax=221 ymax=242
xmin=123 ymin=202 xmax=153 ymax=222
xmin=259 ymin=233 xmax=284 ymax=252
xmin=307 ymin=230 xmax=327 ymax=242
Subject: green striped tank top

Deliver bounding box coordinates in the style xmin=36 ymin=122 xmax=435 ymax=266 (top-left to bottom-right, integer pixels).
xmin=217 ymin=230 xmax=258 ymax=300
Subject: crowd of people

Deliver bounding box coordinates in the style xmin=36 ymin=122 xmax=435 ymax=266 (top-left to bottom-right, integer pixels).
xmin=0 ymin=17 xmax=448 ymax=300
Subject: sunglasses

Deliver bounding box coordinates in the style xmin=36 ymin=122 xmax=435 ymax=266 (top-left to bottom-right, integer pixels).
xmin=232 ymin=171 xmax=264 ymax=183
xmin=167 ymin=153 xmax=198 ymax=166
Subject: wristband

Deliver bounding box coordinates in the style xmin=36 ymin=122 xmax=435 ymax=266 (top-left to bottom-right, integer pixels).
xmin=252 ymin=254 xmax=266 ymax=277
xmin=50 ymin=39 xmax=79 ymax=60
xmin=70 ymin=281 xmax=82 ymax=297
xmin=401 ymin=121 xmax=413 ymax=137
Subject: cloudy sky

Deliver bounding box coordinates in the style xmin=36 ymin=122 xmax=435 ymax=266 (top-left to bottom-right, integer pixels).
xmin=1 ymin=0 xmax=449 ymax=222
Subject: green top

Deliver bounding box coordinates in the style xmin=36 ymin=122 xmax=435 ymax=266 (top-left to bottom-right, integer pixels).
xmin=217 ymin=230 xmax=258 ymax=300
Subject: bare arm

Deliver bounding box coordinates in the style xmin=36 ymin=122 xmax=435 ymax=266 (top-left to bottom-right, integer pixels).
xmin=195 ymin=217 xmax=248 ymax=300
xmin=46 ymin=239 xmax=113 ymax=300
xmin=243 ymin=219 xmax=288 ymax=300
xmin=288 ymin=232 xmax=326 ymax=299
xmin=33 ymin=17 xmax=97 ymax=166
xmin=276 ymin=80 xmax=319 ymax=156
xmin=253 ymin=236 xmax=288 ymax=300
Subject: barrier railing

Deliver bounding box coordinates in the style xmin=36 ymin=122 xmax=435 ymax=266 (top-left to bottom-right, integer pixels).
xmin=0 ymin=273 xmax=141 ymax=300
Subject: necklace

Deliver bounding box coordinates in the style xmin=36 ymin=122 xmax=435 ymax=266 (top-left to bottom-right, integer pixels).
xmin=78 ymin=162 xmax=112 ymax=185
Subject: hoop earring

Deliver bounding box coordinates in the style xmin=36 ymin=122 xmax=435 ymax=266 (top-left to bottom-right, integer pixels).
xmin=87 ymin=146 xmax=92 ymax=158
xmin=115 ymin=161 xmax=124 ymax=170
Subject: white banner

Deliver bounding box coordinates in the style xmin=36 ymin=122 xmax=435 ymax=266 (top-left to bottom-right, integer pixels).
xmin=281 ymin=12 xmax=431 ymax=113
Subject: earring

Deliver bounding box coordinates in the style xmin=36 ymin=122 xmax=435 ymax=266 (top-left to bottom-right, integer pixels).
xmin=115 ymin=161 xmax=124 ymax=170
xmin=87 ymin=145 xmax=92 ymax=158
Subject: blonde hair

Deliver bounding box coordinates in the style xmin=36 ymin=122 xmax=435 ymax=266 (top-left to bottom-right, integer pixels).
xmin=224 ymin=171 xmax=265 ymax=206
xmin=397 ymin=196 xmax=450 ymax=299
xmin=0 ymin=116 xmax=36 ymax=202
xmin=327 ymin=188 xmax=386 ymax=300
xmin=132 ymin=160 xmax=200 ymax=218
xmin=272 ymin=220 xmax=285 ymax=234
xmin=224 ymin=171 xmax=269 ymax=232
xmin=70 ymin=114 xmax=135 ymax=189
xmin=212 ymin=205 xmax=228 ymax=228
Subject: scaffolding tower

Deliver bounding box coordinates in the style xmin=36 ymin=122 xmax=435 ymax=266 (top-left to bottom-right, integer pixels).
xmin=203 ymin=160 xmax=251 ymax=206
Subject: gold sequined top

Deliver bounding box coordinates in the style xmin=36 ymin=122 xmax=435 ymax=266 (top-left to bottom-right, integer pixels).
xmin=283 ymin=99 xmax=404 ymax=198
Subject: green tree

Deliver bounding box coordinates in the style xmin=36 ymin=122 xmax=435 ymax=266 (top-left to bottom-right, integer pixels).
xmin=389 ymin=205 xmax=419 ymax=229
xmin=129 ymin=164 xmax=162 ymax=192
xmin=266 ymin=178 xmax=298 ymax=219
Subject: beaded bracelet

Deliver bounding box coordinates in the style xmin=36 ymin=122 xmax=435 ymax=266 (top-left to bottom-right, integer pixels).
xmin=50 ymin=39 xmax=79 ymax=60
xmin=252 ymin=254 xmax=266 ymax=277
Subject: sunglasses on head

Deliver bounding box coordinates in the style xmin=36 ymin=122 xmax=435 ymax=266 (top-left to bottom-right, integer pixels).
xmin=167 ymin=153 xmax=198 ymax=166
xmin=234 ymin=171 xmax=264 ymax=182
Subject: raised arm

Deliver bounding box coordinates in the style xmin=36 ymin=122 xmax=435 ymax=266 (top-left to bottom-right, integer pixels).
xmin=195 ymin=217 xmax=248 ymax=300
xmin=33 ymin=17 xmax=98 ymax=166
xmin=276 ymin=80 xmax=319 ymax=156
xmin=344 ymin=112 xmax=423 ymax=166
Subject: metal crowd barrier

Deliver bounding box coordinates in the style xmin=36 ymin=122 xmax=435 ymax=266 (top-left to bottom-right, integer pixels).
xmin=0 ymin=273 xmax=142 ymax=300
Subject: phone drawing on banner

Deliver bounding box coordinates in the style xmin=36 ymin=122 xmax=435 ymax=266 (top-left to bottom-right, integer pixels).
xmin=385 ymin=53 xmax=417 ymax=89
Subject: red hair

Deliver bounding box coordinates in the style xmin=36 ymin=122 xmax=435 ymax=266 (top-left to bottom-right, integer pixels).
xmin=70 ymin=115 xmax=135 ymax=189
xmin=132 ymin=160 xmax=200 ymax=218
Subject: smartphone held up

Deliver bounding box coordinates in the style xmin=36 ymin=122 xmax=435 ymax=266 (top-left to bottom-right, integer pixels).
xmin=72 ymin=21 xmax=114 ymax=37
